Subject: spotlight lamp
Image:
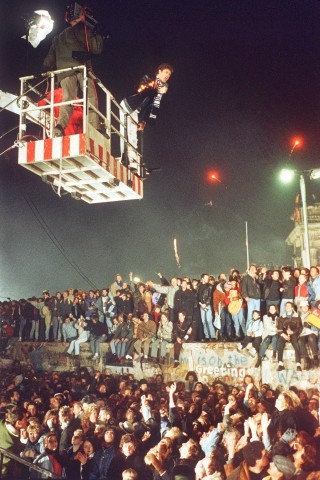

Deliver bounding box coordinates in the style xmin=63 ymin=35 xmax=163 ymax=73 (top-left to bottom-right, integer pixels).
xmin=23 ymin=10 xmax=54 ymax=48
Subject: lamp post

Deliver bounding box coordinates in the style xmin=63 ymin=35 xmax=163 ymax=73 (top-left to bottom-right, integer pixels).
xmin=299 ymin=173 xmax=311 ymax=268
xmin=279 ymin=167 xmax=320 ymax=268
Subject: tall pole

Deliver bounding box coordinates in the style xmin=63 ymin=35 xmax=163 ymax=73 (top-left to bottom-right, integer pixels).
xmin=245 ymin=221 xmax=250 ymax=269
xmin=300 ymin=174 xmax=311 ymax=268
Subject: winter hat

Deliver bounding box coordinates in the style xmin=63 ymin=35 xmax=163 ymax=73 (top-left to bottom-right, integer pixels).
xmin=273 ymin=455 xmax=296 ymax=479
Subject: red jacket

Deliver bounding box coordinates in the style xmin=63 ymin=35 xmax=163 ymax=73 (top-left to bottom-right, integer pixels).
xmin=295 ymin=282 xmax=308 ymax=299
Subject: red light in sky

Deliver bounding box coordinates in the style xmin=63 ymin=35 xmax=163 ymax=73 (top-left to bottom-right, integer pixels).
xmin=290 ymin=137 xmax=303 ymax=151
xmin=289 ymin=137 xmax=303 ymax=157
xmin=208 ymin=170 xmax=220 ymax=182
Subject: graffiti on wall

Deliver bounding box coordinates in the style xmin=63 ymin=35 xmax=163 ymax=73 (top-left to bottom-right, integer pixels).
xmin=176 ymin=343 xmax=258 ymax=386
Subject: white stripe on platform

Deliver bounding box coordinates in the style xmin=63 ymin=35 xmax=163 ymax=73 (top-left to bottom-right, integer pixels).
xmin=70 ymin=134 xmax=80 ymax=156
xmin=18 ymin=145 xmax=27 ymax=164
xmin=34 ymin=140 xmax=44 ymax=162
xmin=52 ymin=137 xmax=63 ymax=159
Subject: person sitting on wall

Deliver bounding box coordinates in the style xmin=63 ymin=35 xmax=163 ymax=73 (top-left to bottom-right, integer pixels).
xmin=277 ymin=302 xmax=302 ymax=372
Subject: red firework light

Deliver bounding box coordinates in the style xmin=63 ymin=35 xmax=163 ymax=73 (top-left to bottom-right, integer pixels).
xmin=289 ymin=137 xmax=303 ymax=156
xmin=208 ymin=170 xmax=221 ymax=182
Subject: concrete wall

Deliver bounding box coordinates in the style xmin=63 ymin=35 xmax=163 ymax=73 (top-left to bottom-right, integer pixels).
xmin=4 ymin=340 xmax=319 ymax=390
xmin=163 ymin=342 xmax=320 ymax=390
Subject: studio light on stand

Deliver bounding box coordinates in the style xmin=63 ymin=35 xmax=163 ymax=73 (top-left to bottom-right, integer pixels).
xmin=22 ymin=10 xmax=54 ymax=48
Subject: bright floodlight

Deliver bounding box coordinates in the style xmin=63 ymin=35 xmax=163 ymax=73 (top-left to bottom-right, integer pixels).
xmin=23 ymin=10 xmax=54 ymax=48
xmin=310 ymin=169 xmax=320 ymax=180
xmin=280 ymin=168 xmax=295 ymax=183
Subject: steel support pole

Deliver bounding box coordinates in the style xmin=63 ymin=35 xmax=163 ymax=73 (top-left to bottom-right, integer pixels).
xmin=300 ymin=174 xmax=311 ymax=268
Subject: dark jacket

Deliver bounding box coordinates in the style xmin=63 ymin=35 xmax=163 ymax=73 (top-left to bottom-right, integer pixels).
xmin=282 ymin=277 xmax=297 ymax=299
xmin=124 ymin=74 xmax=165 ymax=125
xmin=65 ymin=445 xmax=82 ymax=480
xmin=172 ymin=458 xmax=199 ymax=480
xmin=197 ymin=283 xmax=213 ymax=306
xmin=174 ymin=289 xmax=196 ymax=318
xmin=240 ymin=274 xmax=262 ymax=300
xmin=172 ymin=319 xmax=192 ymax=342
xmin=115 ymin=297 xmax=134 ymax=316
xmin=42 ymin=23 xmax=103 ymax=81
xmin=21 ymin=301 xmax=34 ymax=322
xmin=263 ymin=279 xmax=282 ymax=301
xmin=107 ymin=451 xmax=147 ymax=480
xmin=120 ymin=320 xmax=134 ymax=341
xmin=59 ymin=417 xmax=82 ymax=454
xmin=50 ymin=298 xmax=62 ymax=317
xmin=88 ymin=445 xmax=116 ymax=480
xmin=270 ymin=408 xmax=297 ymax=436
xmin=90 ymin=321 xmax=108 ymax=337
xmin=60 ymin=299 xmax=73 ymax=319
xmin=295 ymin=406 xmax=318 ymax=436
xmin=277 ymin=315 xmax=302 ymax=337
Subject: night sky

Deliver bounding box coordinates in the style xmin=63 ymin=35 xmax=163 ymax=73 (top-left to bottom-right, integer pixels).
xmin=1 ymin=0 xmax=320 ymax=299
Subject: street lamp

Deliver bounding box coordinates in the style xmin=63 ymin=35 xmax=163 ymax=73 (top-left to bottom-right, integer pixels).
xmin=279 ymin=168 xmax=295 ymax=184
xmin=279 ymin=167 xmax=320 ymax=268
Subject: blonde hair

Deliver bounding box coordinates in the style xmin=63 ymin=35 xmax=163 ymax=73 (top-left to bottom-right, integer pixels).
xmin=164 ymin=426 xmax=182 ymax=440
xmin=122 ymin=468 xmax=138 ymax=480
xmin=27 ymin=423 xmax=42 ymax=434
xmin=282 ymin=390 xmax=302 ymax=410
xmin=88 ymin=403 xmax=100 ymax=414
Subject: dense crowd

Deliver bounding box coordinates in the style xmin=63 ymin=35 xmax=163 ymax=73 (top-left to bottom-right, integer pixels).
xmin=0 ymin=363 xmax=319 ymax=479
xmin=1 ymin=265 xmax=320 ymax=370
xmin=1 ymin=266 xmax=320 ymax=478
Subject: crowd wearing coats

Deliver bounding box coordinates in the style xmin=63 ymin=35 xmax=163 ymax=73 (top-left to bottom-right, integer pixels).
xmin=0 ymin=362 xmax=319 ymax=479
xmin=2 ymin=265 xmax=320 ymax=371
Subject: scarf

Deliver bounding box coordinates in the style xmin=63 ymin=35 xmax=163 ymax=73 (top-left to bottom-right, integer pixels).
xmin=148 ymin=75 xmax=167 ymax=122
xmin=48 ymin=454 xmax=62 ymax=476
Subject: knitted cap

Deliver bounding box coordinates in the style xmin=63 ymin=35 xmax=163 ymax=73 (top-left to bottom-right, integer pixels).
xmin=273 ymin=455 xmax=296 ymax=479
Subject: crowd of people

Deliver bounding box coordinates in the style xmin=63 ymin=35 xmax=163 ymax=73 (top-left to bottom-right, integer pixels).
xmin=0 ymin=266 xmax=320 ymax=478
xmin=1 ymin=265 xmax=320 ymax=370
xmin=0 ymin=362 xmax=319 ymax=479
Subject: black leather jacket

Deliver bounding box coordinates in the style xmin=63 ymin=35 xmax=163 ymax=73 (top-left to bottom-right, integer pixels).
xmin=240 ymin=274 xmax=262 ymax=300
xmin=197 ymin=283 xmax=213 ymax=306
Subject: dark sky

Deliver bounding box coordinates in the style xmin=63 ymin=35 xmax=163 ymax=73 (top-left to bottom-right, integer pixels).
xmin=1 ymin=0 xmax=320 ymax=299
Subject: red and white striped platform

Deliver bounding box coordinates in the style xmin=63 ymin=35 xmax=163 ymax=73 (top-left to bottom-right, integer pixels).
xmin=18 ymin=127 xmax=143 ymax=203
